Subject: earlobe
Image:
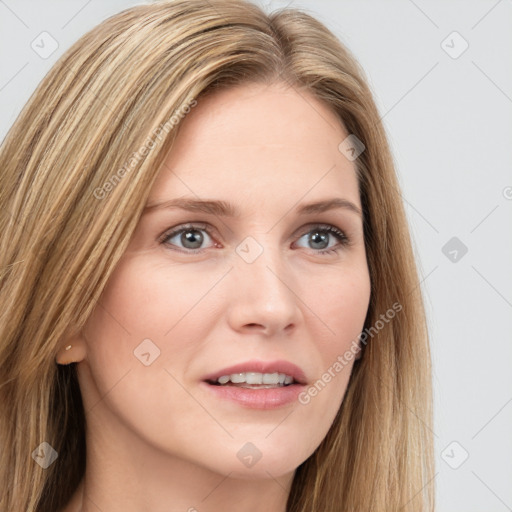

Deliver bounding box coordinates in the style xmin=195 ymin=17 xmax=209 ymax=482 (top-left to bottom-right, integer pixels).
xmin=55 ymin=334 xmax=87 ymax=365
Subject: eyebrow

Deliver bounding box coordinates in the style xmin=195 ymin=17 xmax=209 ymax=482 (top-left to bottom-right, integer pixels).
xmin=143 ymin=197 xmax=362 ymax=217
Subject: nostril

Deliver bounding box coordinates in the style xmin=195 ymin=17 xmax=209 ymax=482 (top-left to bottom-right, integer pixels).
xmin=244 ymin=323 xmax=265 ymax=329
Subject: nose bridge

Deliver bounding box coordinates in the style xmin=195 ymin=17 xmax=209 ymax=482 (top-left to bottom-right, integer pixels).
xmin=228 ymin=232 xmax=300 ymax=332
xmin=237 ymin=233 xmax=288 ymax=296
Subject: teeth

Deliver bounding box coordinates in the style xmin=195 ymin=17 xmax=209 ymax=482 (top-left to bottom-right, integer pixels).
xmin=262 ymin=373 xmax=279 ymax=385
xmin=246 ymin=372 xmax=263 ymax=385
xmin=230 ymin=373 xmax=245 ymax=384
xmin=214 ymin=372 xmax=295 ymax=386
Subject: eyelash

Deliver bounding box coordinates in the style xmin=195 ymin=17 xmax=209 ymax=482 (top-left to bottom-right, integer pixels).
xmin=159 ymin=222 xmax=351 ymax=256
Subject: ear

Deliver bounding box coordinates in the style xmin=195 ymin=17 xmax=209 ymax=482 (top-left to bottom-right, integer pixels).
xmin=55 ymin=331 xmax=87 ymax=365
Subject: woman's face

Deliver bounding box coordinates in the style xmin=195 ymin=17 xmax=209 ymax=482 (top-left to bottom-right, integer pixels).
xmin=77 ymin=81 xmax=371 ymax=480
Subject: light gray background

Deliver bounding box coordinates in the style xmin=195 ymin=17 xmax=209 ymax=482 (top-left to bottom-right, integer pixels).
xmin=1 ymin=1 xmax=511 ymax=510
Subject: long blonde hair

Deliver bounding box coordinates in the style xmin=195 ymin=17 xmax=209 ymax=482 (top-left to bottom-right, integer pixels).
xmin=0 ymin=1 xmax=434 ymax=510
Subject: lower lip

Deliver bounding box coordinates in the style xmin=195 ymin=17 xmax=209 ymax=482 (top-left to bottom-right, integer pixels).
xmin=200 ymin=381 xmax=305 ymax=410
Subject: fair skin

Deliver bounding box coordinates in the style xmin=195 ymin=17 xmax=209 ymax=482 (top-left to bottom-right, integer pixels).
xmin=57 ymin=81 xmax=371 ymax=512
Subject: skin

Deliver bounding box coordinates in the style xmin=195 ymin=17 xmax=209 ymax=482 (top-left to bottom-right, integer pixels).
xmin=57 ymin=81 xmax=371 ymax=512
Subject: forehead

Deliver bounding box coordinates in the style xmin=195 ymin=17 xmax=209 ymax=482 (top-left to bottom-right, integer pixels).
xmin=149 ymin=82 xmax=360 ymax=210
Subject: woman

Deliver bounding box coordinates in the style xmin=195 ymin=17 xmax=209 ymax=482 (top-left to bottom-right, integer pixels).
xmin=0 ymin=1 xmax=435 ymax=510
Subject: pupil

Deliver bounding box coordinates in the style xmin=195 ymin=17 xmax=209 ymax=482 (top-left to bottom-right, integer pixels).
xmin=179 ymin=229 xmax=329 ymax=251
xmin=182 ymin=230 xmax=203 ymax=249
xmin=310 ymin=231 xmax=328 ymax=249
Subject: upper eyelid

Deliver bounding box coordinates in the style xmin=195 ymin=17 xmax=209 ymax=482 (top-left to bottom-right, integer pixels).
xmin=160 ymin=221 xmax=349 ymax=246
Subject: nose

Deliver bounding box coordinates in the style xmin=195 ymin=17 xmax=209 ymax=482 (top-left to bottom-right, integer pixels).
xmin=226 ymin=241 xmax=301 ymax=337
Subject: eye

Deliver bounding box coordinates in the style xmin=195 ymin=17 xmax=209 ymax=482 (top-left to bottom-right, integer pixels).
xmin=294 ymin=224 xmax=350 ymax=255
xmin=160 ymin=223 xmax=217 ymax=253
xmin=160 ymin=222 xmax=350 ymax=255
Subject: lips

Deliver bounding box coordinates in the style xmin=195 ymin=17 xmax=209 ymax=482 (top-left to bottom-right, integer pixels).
xmin=202 ymin=359 xmax=308 ymax=386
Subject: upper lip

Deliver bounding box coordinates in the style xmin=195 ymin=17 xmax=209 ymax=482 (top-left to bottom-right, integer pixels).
xmin=203 ymin=359 xmax=308 ymax=385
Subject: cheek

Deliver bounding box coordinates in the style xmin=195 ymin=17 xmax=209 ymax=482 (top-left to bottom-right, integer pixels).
xmin=80 ymin=260 xmax=168 ymax=398
xmin=80 ymin=258 xmax=223 ymax=405
xmin=293 ymin=264 xmax=370 ymax=422
xmin=79 ymin=260 xmax=210 ymax=452
xmin=91 ymin=261 xmax=191 ymax=337
xmin=306 ymin=263 xmax=371 ymax=348
xmin=85 ymin=255 xmax=218 ymax=358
